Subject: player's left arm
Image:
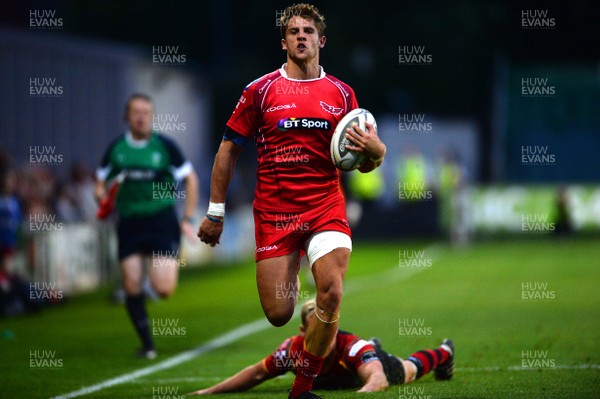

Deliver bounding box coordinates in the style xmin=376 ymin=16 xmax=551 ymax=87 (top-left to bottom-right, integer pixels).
xmin=356 ymin=359 xmax=390 ymax=392
xmin=344 ymin=122 xmax=386 ymax=173
xmin=187 ymin=361 xmax=274 ymax=395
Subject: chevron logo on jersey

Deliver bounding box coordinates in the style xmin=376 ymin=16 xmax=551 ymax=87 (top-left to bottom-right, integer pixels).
xmin=320 ymin=101 xmax=343 ymax=116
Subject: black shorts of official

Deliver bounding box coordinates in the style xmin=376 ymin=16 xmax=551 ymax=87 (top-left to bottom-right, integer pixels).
xmin=117 ymin=207 xmax=181 ymax=260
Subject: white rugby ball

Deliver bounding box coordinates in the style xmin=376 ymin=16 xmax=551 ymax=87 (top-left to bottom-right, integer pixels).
xmin=330 ymin=108 xmax=377 ymax=171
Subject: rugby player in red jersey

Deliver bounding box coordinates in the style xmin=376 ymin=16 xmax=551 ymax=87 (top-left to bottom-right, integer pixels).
xmin=198 ymin=4 xmax=386 ymax=398
xmin=188 ymin=300 xmax=454 ymax=395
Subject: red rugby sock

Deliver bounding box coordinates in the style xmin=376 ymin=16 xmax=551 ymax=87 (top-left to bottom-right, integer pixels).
xmin=407 ymin=347 xmax=450 ymax=379
xmin=290 ymin=350 xmax=325 ymax=398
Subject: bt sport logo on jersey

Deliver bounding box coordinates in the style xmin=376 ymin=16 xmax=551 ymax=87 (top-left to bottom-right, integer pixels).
xmin=277 ymin=117 xmax=330 ymax=131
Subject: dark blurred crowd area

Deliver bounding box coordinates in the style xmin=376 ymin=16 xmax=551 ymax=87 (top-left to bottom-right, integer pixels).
xmin=0 ymin=149 xmax=96 ymax=317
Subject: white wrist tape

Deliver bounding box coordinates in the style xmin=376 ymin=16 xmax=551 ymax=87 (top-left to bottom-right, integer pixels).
xmin=207 ymin=202 xmax=225 ymax=217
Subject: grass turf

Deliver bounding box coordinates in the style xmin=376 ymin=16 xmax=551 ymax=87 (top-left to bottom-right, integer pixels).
xmin=1 ymin=237 xmax=599 ymax=398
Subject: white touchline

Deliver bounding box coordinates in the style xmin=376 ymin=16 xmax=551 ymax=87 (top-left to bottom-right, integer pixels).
xmin=48 ymin=243 xmax=439 ymax=399
xmin=49 ymin=318 xmax=271 ymax=399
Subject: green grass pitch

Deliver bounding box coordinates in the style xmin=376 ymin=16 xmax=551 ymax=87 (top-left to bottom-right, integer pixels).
xmin=1 ymin=237 xmax=599 ymax=398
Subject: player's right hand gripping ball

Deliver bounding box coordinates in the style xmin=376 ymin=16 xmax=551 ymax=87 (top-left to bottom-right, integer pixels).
xmin=330 ymin=108 xmax=377 ymax=171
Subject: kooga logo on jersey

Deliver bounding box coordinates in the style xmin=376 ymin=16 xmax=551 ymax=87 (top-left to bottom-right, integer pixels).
xmin=277 ymin=118 xmax=330 ymax=131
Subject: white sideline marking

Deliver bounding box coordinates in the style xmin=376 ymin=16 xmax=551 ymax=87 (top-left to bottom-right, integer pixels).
xmin=49 ymin=318 xmax=271 ymax=399
xmin=50 ymin=243 xmax=440 ymax=399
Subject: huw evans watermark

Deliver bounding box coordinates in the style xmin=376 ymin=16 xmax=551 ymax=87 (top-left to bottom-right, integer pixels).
xmin=398 ymin=45 xmax=432 ymax=66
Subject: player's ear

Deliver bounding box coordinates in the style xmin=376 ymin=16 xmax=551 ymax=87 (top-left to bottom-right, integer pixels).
xmin=299 ymin=325 xmax=306 ymax=335
xmin=319 ymin=36 xmax=326 ymax=48
xmin=281 ymin=38 xmax=288 ymax=51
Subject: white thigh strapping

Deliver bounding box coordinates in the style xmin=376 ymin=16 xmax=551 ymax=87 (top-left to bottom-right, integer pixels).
xmin=305 ymin=230 xmax=352 ymax=268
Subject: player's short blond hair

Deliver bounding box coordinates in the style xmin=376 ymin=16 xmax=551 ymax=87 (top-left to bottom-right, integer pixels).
xmin=301 ymin=299 xmax=317 ymax=328
xmin=279 ymin=3 xmax=326 ymax=39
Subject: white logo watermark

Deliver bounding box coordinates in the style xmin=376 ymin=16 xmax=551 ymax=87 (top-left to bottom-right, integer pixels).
xmin=275 ymin=281 xmax=310 ymax=301
xmin=399 ymin=250 xmax=432 ymax=268
xmin=152 ymin=250 xmax=187 ymax=268
xmin=152 ymin=318 xmax=187 ymax=338
xmin=153 ymin=113 xmax=187 ymax=133
xmin=399 ymin=113 xmax=432 ymax=133
xmin=399 ymin=318 xmax=432 ymax=336
xmin=29 ymin=145 xmax=64 ymax=165
xmin=152 ymin=46 xmax=187 ymax=66
xmin=521 ymin=350 xmax=555 ymax=369
xmin=29 ymin=214 xmax=63 ymax=233
xmin=275 ymin=8 xmax=303 ymax=27
xmin=30 ymin=78 xmax=63 ymax=98
xmin=399 ymin=182 xmax=433 ymax=202
xmin=521 ymin=214 xmax=555 ymax=233
xmin=152 ymin=182 xmax=187 ymax=202
xmin=29 ymin=10 xmax=63 ymax=30
xmin=398 ymin=385 xmax=432 ymax=399
xmin=152 ymin=386 xmax=186 ymax=399
xmin=521 ymin=145 xmax=555 ymax=166
xmin=29 ymin=282 xmax=64 ymax=302
xmin=521 ymin=282 xmax=555 ymax=300
xmin=275 ymin=145 xmax=310 ymax=166
xmin=398 ymin=45 xmax=432 ymax=66
xmin=521 ymin=10 xmax=555 ymax=30
xmin=30 ymin=350 xmax=63 ymax=369
xmin=521 ymin=77 xmax=556 ymax=98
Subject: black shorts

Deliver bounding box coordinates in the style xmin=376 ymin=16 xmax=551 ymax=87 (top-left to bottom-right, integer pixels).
xmin=374 ymin=347 xmax=405 ymax=385
xmin=117 ymin=207 xmax=181 ymax=260
xmin=311 ymin=348 xmax=405 ymax=391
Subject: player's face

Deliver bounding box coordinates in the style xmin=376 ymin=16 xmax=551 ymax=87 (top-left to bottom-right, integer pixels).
xmin=282 ymin=16 xmax=325 ymax=63
xmin=126 ymin=99 xmax=153 ymax=137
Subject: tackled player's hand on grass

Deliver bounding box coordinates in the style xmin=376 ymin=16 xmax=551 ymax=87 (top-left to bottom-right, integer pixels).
xmin=356 ymin=358 xmax=390 ymax=393
xmin=198 ymin=217 xmax=223 ymax=247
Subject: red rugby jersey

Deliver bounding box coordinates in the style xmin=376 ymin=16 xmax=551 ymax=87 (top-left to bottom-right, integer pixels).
xmin=226 ymin=65 xmax=358 ymax=212
xmin=262 ymin=330 xmax=377 ymax=388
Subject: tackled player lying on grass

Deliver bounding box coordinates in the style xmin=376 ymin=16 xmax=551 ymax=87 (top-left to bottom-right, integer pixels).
xmin=188 ymin=299 xmax=454 ymax=396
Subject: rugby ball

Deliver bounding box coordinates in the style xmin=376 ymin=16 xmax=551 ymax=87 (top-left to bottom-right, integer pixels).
xmin=330 ymin=108 xmax=377 ymax=171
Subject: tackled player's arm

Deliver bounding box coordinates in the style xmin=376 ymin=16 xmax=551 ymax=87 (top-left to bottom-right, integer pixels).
xmin=188 ymin=360 xmax=273 ymax=395
xmin=356 ymin=360 xmax=390 ymax=393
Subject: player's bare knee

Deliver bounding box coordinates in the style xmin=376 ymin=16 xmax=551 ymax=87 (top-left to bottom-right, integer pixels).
xmin=264 ymin=305 xmax=294 ymax=327
xmin=316 ymin=281 xmax=343 ymax=313
xmin=123 ymin=280 xmax=142 ymax=295
xmin=155 ymin=289 xmax=173 ymax=298
xmin=154 ymin=283 xmax=176 ymax=298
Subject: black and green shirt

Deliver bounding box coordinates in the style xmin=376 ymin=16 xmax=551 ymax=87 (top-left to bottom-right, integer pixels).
xmin=96 ymin=132 xmax=192 ymax=217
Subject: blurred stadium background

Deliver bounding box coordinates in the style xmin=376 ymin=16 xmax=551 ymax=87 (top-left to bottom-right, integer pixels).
xmin=0 ymin=0 xmax=599 ymax=397
xmin=1 ymin=0 xmax=598 ymax=292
